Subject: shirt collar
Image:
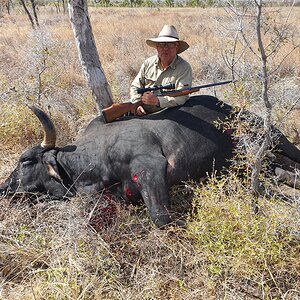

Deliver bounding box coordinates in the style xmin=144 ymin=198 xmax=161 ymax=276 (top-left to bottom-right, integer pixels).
xmin=155 ymin=55 xmax=178 ymax=70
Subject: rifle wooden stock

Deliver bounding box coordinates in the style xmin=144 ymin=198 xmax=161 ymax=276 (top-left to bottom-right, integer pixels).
xmin=161 ymin=87 xmax=200 ymax=97
xmin=102 ymin=100 xmax=142 ymax=123
xmin=101 ymin=88 xmax=194 ymax=123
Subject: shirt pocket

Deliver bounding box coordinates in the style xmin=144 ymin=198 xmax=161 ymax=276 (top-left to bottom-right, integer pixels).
xmin=144 ymin=65 xmax=159 ymax=86
xmin=162 ymin=76 xmax=176 ymax=88
xmin=144 ymin=76 xmax=156 ymax=87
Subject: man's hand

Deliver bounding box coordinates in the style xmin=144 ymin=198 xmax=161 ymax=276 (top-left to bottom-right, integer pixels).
xmin=135 ymin=92 xmax=160 ymax=115
xmin=142 ymin=92 xmax=160 ymax=106
xmin=136 ymin=106 xmax=146 ymax=115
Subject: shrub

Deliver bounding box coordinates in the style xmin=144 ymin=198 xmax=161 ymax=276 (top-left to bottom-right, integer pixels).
xmin=0 ymin=101 xmax=42 ymax=150
xmin=187 ymin=172 xmax=300 ymax=297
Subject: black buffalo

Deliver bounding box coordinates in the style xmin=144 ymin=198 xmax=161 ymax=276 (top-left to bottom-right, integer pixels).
xmin=1 ymin=96 xmax=299 ymax=227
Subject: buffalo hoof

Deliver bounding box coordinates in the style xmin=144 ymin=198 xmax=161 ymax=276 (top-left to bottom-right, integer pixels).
xmin=152 ymin=214 xmax=172 ymax=228
xmin=174 ymin=219 xmax=186 ymax=228
xmin=275 ymin=167 xmax=300 ymax=189
xmin=153 ymin=215 xmax=186 ymax=229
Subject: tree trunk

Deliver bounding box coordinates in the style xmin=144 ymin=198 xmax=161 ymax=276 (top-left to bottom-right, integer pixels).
xmin=62 ymin=0 xmax=66 ymax=14
xmin=30 ymin=0 xmax=39 ymax=27
xmin=4 ymin=0 xmax=11 ymax=14
xmin=251 ymin=0 xmax=272 ymax=201
xmin=20 ymin=0 xmax=35 ymax=29
xmin=68 ymin=0 xmax=113 ymax=111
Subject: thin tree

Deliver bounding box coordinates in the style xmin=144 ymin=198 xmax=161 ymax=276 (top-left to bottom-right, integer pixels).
xmin=250 ymin=0 xmax=272 ymax=198
xmin=2 ymin=0 xmax=11 ymax=14
xmin=19 ymin=0 xmax=39 ymax=29
xmin=68 ymin=0 xmax=113 ymax=111
xmin=20 ymin=0 xmax=35 ymax=28
xmin=223 ymin=0 xmax=299 ymax=201
xmin=30 ymin=0 xmax=39 ymax=27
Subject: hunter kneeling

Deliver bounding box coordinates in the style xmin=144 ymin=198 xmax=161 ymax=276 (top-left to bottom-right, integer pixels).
xmin=130 ymin=24 xmax=192 ymax=116
xmin=101 ymin=25 xmax=232 ymax=123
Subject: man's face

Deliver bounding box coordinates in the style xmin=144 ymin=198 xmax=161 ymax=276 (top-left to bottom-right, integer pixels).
xmin=156 ymin=42 xmax=178 ymax=63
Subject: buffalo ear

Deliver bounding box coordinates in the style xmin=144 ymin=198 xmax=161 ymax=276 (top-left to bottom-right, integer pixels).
xmin=47 ymin=164 xmax=62 ymax=182
xmin=43 ymin=151 xmax=62 ymax=182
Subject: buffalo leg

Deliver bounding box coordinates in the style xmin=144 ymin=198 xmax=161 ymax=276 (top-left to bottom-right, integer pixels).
xmin=275 ymin=167 xmax=300 ymax=189
xmin=273 ymin=153 xmax=300 ymax=172
xmin=277 ymin=134 xmax=300 ymax=164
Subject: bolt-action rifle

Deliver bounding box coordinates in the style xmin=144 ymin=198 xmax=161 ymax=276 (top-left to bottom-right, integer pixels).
xmin=101 ymin=80 xmax=233 ymax=123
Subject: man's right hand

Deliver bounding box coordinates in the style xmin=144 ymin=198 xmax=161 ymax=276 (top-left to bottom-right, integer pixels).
xmin=136 ymin=106 xmax=146 ymax=115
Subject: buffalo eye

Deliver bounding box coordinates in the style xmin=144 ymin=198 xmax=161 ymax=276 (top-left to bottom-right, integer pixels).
xmin=21 ymin=157 xmax=37 ymax=167
xmin=22 ymin=160 xmax=33 ymax=167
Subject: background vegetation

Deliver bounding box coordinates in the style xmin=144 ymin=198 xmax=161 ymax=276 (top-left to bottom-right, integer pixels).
xmin=0 ymin=5 xmax=299 ymax=299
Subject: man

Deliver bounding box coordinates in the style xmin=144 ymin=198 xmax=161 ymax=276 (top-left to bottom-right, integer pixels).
xmin=130 ymin=25 xmax=193 ymax=115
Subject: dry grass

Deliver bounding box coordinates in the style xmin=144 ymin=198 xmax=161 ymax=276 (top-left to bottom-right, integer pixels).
xmin=0 ymin=6 xmax=300 ymax=299
xmin=1 ymin=174 xmax=299 ymax=299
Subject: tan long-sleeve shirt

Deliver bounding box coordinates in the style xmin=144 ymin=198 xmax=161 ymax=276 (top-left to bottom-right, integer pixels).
xmin=130 ymin=55 xmax=193 ymax=113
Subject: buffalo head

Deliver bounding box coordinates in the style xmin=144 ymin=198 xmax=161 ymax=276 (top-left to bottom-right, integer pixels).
xmin=0 ymin=106 xmax=73 ymax=199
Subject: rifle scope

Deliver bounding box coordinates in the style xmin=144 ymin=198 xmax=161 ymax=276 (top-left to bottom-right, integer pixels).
xmin=137 ymin=83 xmax=175 ymax=95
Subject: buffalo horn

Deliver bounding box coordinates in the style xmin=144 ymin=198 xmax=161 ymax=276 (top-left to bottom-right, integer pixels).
xmin=27 ymin=105 xmax=57 ymax=149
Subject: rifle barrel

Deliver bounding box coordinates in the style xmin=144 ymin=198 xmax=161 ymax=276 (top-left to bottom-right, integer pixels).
xmin=160 ymin=80 xmax=233 ymax=97
xmin=192 ymin=80 xmax=233 ymax=89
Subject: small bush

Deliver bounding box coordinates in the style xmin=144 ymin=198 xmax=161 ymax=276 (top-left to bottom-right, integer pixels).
xmin=187 ymin=172 xmax=300 ymax=297
xmin=0 ymin=101 xmax=42 ymax=150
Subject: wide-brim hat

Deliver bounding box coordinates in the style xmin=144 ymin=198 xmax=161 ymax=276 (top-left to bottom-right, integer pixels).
xmin=146 ymin=25 xmax=189 ymax=54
